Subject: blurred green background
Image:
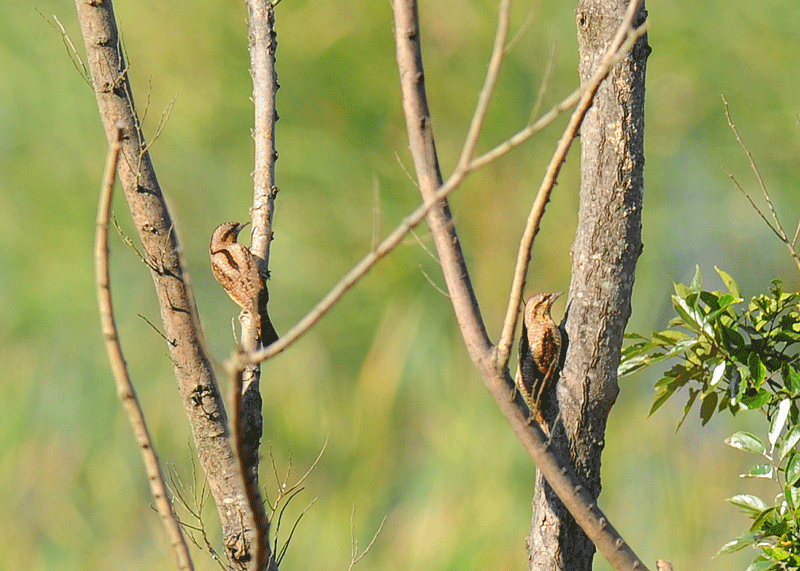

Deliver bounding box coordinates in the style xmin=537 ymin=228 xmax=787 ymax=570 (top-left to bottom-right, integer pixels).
xmin=2 ymin=0 xmax=799 ymax=569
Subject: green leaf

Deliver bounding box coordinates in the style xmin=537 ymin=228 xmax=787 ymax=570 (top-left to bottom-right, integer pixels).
xmin=672 ymin=295 xmax=703 ymax=334
xmin=700 ymin=290 xmax=723 ymax=312
xmin=700 ymin=391 xmax=718 ymax=425
xmin=744 ymin=559 xmax=778 ymax=571
xmin=772 ymin=329 xmax=800 ymax=344
xmin=727 ymin=494 xmax=768 ymax=516
xmin=729 ymin=366 xmax=743 ymax=404
xmin=785 ymin=451 xmax=800 ymax=487
xmin=726 ymin=431 xmax=767 ymax=455
xmin=716 ymin=293 xmax=741 ymax=310
xmin=715 ymin=532 xmax=756 ymax=556
xmin=782 ymin=364 xmax=800 ymax=393
xmin=623 ymin=331 xmax=649 ymax=340
xmin=690 ymin=265 xmax=703 ymax=292
xmin=652 ymin=329 xmax=691 ymax=343
xmin=649 ymin=384 xmax=679 ymax=416
xmin=733 ymin=364 xmax=748 ymax=404
xmin=676 ymin=388 xmax=699 ymax=431
xmin=786 ymin=483 xmax=800 ymax=510
xmin=742 ymin=463 xmax=773 ymax=479
xmin=761 ymin=545 xmax=794 ymax=563
xmin=769 ymin=399 xmax=791 ymax=447
xmin=740 ymin=390 xmax=772 ymax=411
xmin=749 ymin=353 xmax=767 ymax=387
xmin=673 ymin=281 xmax=689 ymax=299
xmin=715 ymin=267 xmax=742 ymax=299
xmin=719 ymin=324 xmax=746 ymax=349
xmin=750 ymin=506 xmax=778 ymax=532
xmin=710 ymin=361 xmax=727 ymax=386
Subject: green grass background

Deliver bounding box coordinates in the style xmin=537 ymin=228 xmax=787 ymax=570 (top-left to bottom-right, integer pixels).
xmin=2 ymin=0 xmax=799 ymax=569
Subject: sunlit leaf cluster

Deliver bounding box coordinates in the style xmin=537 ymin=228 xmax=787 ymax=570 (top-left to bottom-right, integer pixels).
xmin=621 ymin=267 xmax=800 ymax=570
xmin=620 ymin=267 xmax=800 ymax=428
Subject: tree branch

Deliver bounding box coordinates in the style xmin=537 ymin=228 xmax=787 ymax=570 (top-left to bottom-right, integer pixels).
xmin=95 ymin=126 xmax=194 ymax=571
xmin=722 ymin=95 xmax=800 ymax=273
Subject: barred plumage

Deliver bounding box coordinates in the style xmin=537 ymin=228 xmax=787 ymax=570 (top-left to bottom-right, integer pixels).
xmin=515 ymin=292 xmax=563 ymax=427
xmin=210 ymin=222 xmax=269 ymax=343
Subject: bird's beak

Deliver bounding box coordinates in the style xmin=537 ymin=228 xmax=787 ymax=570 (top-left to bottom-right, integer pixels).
xmin=235 ymin=221 xmax=251 ymax=235
xmin=550 ymin=292 xmax=564 ymax=302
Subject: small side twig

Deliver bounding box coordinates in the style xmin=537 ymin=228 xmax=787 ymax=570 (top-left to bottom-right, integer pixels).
xmin=94 ymin=126 xmax=194 ymax=571
xmin=265 ymin=438 xmax=328 ymax=565
xmin=41 ymin=12 xmax=91 ymax=86
xmin=168 ymin=461 xmax=228 ymax=570
xmin=348 ymin=507 xmax=387 ymax=571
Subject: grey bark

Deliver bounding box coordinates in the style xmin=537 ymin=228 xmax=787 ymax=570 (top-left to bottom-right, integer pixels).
xmin=527 ymin=1 xmax=650 ymax=570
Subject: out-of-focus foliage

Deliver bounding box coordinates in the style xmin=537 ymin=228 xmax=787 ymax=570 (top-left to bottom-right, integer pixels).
xmin=2 ymin=0 xmax=800 ymax=570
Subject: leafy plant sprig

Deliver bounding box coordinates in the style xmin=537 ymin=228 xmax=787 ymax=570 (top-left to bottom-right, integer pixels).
xmin=620 ymin=267 xmax=800 ymax=569
xmin=620 ymin=266 xmax=800 ymax=429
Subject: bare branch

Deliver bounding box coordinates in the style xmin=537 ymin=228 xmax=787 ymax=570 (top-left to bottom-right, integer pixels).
xmin=230 ymin=360 xmax=275 ymax=571
xmin=456 ymin=0 xmax=513 ymax=171
xmin=246 ymin=0 xmax=279 ymax=327
xmin=504 ymin=0 xmax=540 ymax=55
xmin=723 ymin=96 xmax=788 ymax=242
xmin=248 ymin=0 xmax=587 ymax=366
xmin=723 ymin=167 xmax=781 ymax=238
xmin=722 ymin=96 xmax=800 ymax=273
xmin=263 ymin=439 xmax=327 ymax=565
xmin=94 ymin=126 xmax=194 ymax=571
xmin=42 ymin=12 xmax=91 ymax=86
xmin=528 ymin=40 xmax=557 ymax=124
xmin=347 ymin=508 xmax=387 ymax=571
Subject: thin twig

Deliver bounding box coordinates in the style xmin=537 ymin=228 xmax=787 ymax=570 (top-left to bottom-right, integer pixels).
xmin=529 ymin=40 xmax=557 ymax=124
xmin=722 ymin=96 xmax=789 ymax=242
xmin=94 ymin=126 xmax=194 ymax=571
xmin=723 ymin=167 xmax=781 ymax=238
xmin=456 ymin=0 xmax=513 ymax=171
xmin=371 ymin=175 xmax=382 ymax=250
xmin=348 ymin=507 xmax=387 ymax=571
xmin=504 ymin=0 xmax=540 ymax=55
xmin=276 ymin=496 xmax=318 ymax=565
xmin=43 ymin=12 xmax=91 ymax=86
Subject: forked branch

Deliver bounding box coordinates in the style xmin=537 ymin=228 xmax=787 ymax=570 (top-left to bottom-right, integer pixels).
xmin=722 ymin=95 xmax=800 ymax=274
xmin=75 ymin=0 xmax=264 ymax=565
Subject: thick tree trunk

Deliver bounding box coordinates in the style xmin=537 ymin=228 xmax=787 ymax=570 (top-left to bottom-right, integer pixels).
xmin=527 ymin=1 xmax=649 ymax=569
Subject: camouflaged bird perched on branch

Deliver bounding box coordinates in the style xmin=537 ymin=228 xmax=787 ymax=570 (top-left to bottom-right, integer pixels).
xmin=209 ymin=221 xmax=274 ymax=346
xmin=515 ymin=293 xmax=563 ymax=431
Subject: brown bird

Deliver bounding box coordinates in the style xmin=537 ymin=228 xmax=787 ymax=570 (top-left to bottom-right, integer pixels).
xmin=210 ymin=222 xmax=270 ymax=343
xmin=515 ymin=292 xmax=563 ymax=426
